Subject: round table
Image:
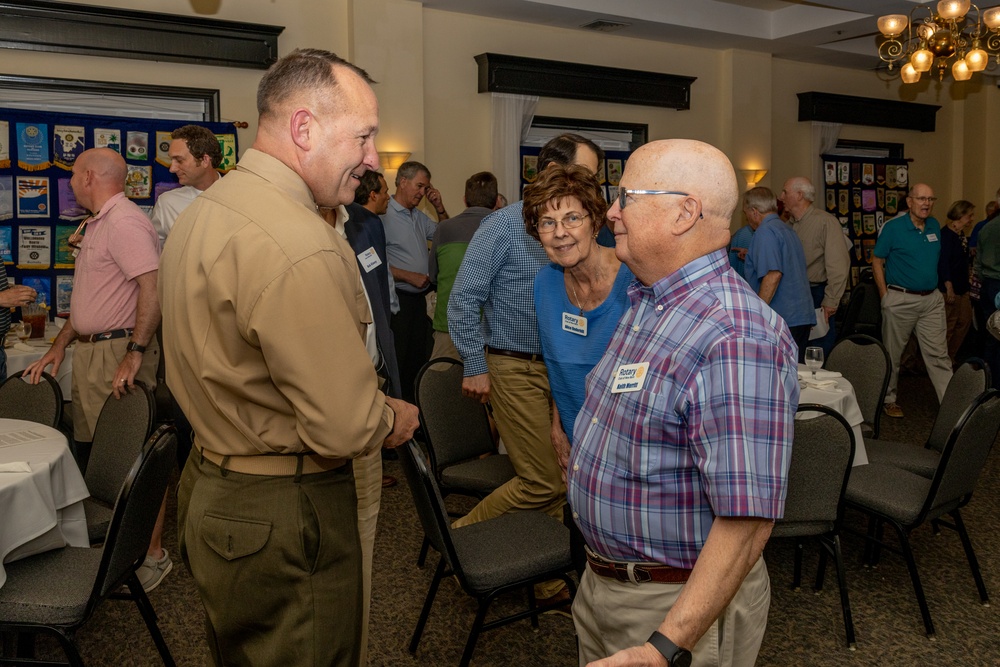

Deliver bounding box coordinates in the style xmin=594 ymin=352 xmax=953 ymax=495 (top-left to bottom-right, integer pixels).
xmin=0 ymin=418 xmax=90 ymax=589
xmin=796 ymin=366 xmax=868 ymax=466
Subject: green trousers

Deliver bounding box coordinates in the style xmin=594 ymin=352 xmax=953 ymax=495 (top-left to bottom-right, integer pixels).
xmin=178 ymin=451 xmax=361 ymax=667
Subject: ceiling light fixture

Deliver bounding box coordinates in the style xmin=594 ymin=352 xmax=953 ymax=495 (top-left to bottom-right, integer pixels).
xmin=877 ymin=2 xmax=1000 ymax=83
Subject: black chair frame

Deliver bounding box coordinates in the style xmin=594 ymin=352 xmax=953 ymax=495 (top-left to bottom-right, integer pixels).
xmin=779 ymin=404 xmax=857 ymax=649
xmin=400 ymin=441 xmax=574 ymax=667
xmin=0 ymin=370 xmax=64 ymax=428
xmin=0 ymin=424 xmax=177 ymax=666
xmin=845 ymin=390 xmax=999 ymax=639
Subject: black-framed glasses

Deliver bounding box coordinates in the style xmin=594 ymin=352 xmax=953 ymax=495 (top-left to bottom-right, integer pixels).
xmin=617 ymin=188 xmax=690 ymax=209
xmin=535 ymin=212 xmax=590 ymax=234
xmin=909 ymin=195 xmax=938 ymax=203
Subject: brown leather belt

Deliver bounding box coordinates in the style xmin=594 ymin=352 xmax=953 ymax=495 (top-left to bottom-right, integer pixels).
xmin=888 ymin=285 xmax=934 ymax=296
xmin=195 ymin=443 xmax=348 ymax=476
xmin=586 ymin=549 xmax=692 ymax=584
xmin=77 ymin=328 xmax=133 ymax=344
xmin=485 ymin=346 xmax=543 ymax=363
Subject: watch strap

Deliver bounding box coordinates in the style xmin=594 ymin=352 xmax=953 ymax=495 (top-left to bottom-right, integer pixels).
xmin=647 ymin=631 xmax=691 ymax=667
xmin=126 ymin=341 xmax=146 ymax=354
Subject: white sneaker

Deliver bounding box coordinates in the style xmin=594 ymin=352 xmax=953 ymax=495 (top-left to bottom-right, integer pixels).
xmin=136 ymin=549 xmax=173 ymax=593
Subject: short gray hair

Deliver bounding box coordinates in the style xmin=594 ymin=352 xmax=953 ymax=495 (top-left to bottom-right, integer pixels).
xmin=790 ymin=178 xmax=815 ymax=203
xmin=395 ymin=161 xmax=430 ymax=187
xmin=744 ymin=186 xmax=778 ymax=214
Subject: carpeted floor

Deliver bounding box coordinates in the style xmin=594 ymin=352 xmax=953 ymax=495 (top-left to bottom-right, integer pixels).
xmin=14 ymin=372 xmax=1000 ymax=666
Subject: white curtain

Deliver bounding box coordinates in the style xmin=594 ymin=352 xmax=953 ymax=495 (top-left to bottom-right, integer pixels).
xmin=811 ymin=121 xmax=842 ymax=191
xmin=491 ymin=93 xmax=538 ymax=203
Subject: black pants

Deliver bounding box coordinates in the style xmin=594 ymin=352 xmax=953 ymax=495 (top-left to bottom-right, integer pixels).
xmin=391 ymin=289 xmax=432 ymax=401
xmin=789 ymin=324 xmax=812 ymax=364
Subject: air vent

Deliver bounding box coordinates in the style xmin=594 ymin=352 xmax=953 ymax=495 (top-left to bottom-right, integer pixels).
xmin=579 ymin=20 xmax=631 ymax=33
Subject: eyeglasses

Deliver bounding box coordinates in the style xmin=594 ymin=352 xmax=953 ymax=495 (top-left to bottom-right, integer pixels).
xmin=535 ymin=212 xmax=590 ymax=234
xmin=617 ymin=188 xmax=690 ymax=209
xmin=909 ymin=196 xmax=938 ymax=203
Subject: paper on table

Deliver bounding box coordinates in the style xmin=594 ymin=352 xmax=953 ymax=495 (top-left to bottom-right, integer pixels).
xmin=0 ymin=461 xmax=32 ymax=473
xmin=800 ymin=379 xmax=841 ymax=391
xmin=12 ymin=342 xmax=33 ymax=352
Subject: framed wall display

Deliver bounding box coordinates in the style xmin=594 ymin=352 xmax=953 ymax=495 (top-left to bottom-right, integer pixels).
xmin=0 ymin=106 xmax=238 ymax=320
xmin=821 ymin=154 xmax=910 ymax=294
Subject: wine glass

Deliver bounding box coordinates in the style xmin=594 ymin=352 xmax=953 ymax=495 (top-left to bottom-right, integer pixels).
xmin=13 ymin=322 xmax=31 ymax=344
xmin=804 ymin=346 xmax=824 ymax=380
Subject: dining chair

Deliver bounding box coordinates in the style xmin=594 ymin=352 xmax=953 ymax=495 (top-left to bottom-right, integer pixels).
xmin=837 ymin=281 xmax=882 ymax=341
xmin=771 ymin=404 xmax=857 ymax=649
xmin=844 ymin=389 xmax=1000 ymax=639
xmin=83 ymin=381 xmax=156 ymax=544
xmin=864 ymin=358 xmax=990 ymax=478
xmin=0 ymin=424 xmax=178 ymax=666
xmin=413 ymin=358 xmax=516 ymax=565
xmin=0 ymin=371 xmax=63 ymax=428
xmin=399 ymin=440 xmax=574 ymax=667
xmin=825 ymin=334 xmax=890 ymax=439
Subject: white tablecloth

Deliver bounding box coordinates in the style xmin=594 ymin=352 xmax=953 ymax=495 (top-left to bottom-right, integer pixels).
xmin=796 ymin=366 xmax=868 ymax=466
xmin=5 ymin=323 xmax=74 ymax=401
xmin=0 ymin=418 xmax=90 ymax=589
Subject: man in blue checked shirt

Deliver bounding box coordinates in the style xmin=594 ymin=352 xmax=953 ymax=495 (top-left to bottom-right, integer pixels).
xmin=569 ymin=139 xmax=797 ymax=667
xmin=447 ymin=133 xmax=603 ymax=603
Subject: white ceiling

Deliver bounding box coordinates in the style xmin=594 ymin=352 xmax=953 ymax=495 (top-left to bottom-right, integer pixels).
xmin=419 ymin=0 xmax=958 ymax=71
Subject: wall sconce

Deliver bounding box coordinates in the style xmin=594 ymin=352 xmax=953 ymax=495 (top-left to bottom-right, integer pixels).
xmin=740 ymin=169 xmax=768 ymax=190
xmin=378 ymin=151 xmax=411 ymax=170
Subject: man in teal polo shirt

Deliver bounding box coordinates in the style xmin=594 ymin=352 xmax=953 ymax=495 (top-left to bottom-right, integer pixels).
xmin=872 ymin=183 xmax=953 ymax=418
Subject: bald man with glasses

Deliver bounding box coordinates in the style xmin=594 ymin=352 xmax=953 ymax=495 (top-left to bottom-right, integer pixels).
xmin=872 ymin=183 xmax=953 ymax=419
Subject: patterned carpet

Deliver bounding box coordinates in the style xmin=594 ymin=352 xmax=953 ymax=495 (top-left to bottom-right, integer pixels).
xmin=15 ymin=372 xmax=1000 ymax=666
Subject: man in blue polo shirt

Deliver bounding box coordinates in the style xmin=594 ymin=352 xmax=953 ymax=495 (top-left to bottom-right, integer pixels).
xmin=873 ymin=183 xmax=953 ymax=418
xmin=743 ymin=186 xmax=815 ymax=360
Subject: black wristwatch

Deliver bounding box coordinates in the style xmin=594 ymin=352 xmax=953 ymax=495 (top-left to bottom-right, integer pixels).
xmin=647 ymin=631 xmax=692 ymax=667
xmin=126 ymin=341 xmax=146 ymax=354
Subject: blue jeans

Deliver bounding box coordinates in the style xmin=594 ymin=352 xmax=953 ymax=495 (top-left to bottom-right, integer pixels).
xmin=0 ymin=347 xmax=7 ymax=383
xmin=811 ymin=283 xmax=836 ymax=356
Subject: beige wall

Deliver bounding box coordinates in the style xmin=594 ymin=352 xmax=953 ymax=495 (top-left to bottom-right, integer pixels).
xmin=2 ymin=0 xmax=996 ymax=220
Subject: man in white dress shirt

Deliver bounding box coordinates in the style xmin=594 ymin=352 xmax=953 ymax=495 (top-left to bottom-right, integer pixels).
xmin=150 ymin=124 xmax=222 ymax=246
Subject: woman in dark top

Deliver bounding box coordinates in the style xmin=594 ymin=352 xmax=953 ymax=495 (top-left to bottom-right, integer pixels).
xmin=939 ymin=200 xmax=975 ymax=365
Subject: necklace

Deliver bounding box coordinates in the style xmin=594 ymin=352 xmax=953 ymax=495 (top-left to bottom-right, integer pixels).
xmin=569 ymin=280 xmax=585 ymax=316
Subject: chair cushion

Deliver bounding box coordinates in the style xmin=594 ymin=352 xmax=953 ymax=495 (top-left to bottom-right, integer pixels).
xmin=452 ymin=511 xmax=571 ymax=594
xmin=846 ymin=463 xmax=932 ymax=525
xmin=441 ymin=454 xmax=516 ymax=497
xmin=84 ymin=498 xmax=113 ymax=544
xmin=864 ymin=439 xmax=939 ymax=478
xmin=770 ymin=520 xmax=835 ymax=539
xmin=0 ymin=547 xmax=102 ymax=625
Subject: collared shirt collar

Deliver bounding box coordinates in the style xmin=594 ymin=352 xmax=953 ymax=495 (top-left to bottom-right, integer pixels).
xmin=236 ymin=148 xmax=317 ymax=213
xmin=387 ymin=196 xmax=410 ymax=215
xmin=329 ymin=205 xmax=350 ymax=239
xmin=628 ymin=249 xmax=729 ymax=306
xmin=88 ymin=191 xmax=128 ymax=226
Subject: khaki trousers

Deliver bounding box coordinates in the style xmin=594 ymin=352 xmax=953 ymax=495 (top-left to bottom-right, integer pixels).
xmin=353 ymin=448 xmax=382 ymax=667
xmin=881 ymin=289 xmax=953 ymax=404
xmin=430 ymin=330 xmax=461 ymax=362
xmin=573 ymin=558 xmax=770 ymax=667
xmin=453 ymin=354 xmax=564 ymax=526
xmin=945 ymin=293 xmax=974 ymax=364
xmin=178 ymin=451 xmax=362 ymax=667
xmin=71 ymin=337 xmax=159 ymax=442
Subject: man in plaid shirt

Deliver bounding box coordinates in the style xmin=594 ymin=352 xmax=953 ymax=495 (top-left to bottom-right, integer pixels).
xmin=569 ymin=139 xmax=798 ymax=667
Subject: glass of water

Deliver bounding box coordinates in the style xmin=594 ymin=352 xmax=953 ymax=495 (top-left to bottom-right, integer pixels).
xmin=804 ymin=346 xmax=824 ymax=379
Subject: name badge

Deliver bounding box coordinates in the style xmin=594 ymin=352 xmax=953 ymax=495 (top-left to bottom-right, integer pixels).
xmin=358 ymin=247 xmax=382 ymax=273
xmin=562 ymin=312 xmax=588 ymax=336
xmin=611 ymin=362 xmax=650 ymax=393
xmin=925 ymin=233 xmax=938 ymax=242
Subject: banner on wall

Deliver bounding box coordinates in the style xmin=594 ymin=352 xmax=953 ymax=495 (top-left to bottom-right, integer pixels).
xmin=0 ymin=107 xmax=238 ymax=320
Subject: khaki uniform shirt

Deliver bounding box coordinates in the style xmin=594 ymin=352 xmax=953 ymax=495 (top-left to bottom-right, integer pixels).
xmin=158 ymin=148 xmax=393 ymax=460
xmin=789 ymin=205 xmax=851 ymax=309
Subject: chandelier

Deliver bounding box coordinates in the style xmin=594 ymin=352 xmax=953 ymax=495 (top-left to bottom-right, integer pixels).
xmin=877 ymin=1 xmax=1000 ymax=83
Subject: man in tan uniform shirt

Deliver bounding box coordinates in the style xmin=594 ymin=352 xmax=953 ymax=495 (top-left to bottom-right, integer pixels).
xmin=159 ymin=49 xmax=418 ymax=666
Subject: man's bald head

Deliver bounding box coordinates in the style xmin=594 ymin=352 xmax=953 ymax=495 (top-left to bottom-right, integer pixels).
xmin=609 ymin=139 xmax=738 ymax=284
xmin=70 ymin=147 xmax=128 ymax=211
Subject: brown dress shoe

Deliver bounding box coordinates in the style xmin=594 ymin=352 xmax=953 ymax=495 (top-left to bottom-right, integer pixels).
xmin=883 ymin=402 xmax=904 ymax=418
xmin=381 ymin=475 xmax=398 ymax=488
